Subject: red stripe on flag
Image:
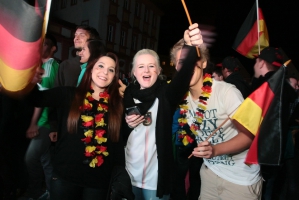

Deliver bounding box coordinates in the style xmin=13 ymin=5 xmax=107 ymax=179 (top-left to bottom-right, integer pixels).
xmin=0 ymin=25 xmax=41 ymax=70
xmin=245 ymin=130 xmax=260 ymax=164
xmin=235 ymin=9 xmax=266 ymax=57
xmin=248 ymin=82 xmax=274 ymax=117
xmin=236 ymin=21 xmax=259 ymax=56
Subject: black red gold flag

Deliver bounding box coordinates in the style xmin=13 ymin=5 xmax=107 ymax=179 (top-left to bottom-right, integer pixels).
xmin=232 ymin=2 xmax=269 ymax=59
xmin=232 ymin=65 xmax=287 ymax=165
xmin=0 ymin=0 xmax=47 ymax=93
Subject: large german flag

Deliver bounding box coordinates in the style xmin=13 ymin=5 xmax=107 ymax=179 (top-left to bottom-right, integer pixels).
xmin=232 ymin=2 xmax=269 ymax=59
xmin=232 ymin=64 xmax=287 ymax=165
xmin=0 ymin=0 xmax=47 ymax=93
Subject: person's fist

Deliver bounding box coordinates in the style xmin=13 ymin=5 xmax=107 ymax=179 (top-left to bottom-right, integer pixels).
xmin=31 ymin=67 xmax=44 ymax=84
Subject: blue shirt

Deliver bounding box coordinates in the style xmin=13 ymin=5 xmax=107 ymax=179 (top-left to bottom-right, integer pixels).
xmin=77 ymin=63 xmax=87 ymax=86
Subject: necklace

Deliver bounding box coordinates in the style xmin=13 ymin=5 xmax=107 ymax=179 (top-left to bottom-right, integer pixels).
xmin=80 ymin=87 xmax=110 ymax=168
xmin=177 ymin=73 xmax=213 ymax=146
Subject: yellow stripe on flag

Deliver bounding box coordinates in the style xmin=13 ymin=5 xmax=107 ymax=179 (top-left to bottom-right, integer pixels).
xmin=245 ymin=20 xmax=269 ymax=59
xmin=232 ymin=98 xmax=264 ymax=135
xmin=0 ymin=58 xmax=37 ymax=92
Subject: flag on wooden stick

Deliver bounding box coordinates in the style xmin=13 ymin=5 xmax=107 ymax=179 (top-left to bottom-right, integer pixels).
xmin=232 ymin=60 xmax=291 ymax=165
xmin=232 ymin=2 xmax=269 ymax=59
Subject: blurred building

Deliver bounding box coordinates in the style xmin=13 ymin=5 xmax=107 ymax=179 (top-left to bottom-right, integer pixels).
xmin=48 ymin=0 xmax=163 ymax=74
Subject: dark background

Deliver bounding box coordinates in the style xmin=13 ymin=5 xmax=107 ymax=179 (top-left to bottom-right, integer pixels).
xmin=154 ymin=0 xmax=299 ymax=76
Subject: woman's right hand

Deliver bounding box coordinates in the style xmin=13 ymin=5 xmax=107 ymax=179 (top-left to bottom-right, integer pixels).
xmin=125 ymin=114 xmax=144 ymax=128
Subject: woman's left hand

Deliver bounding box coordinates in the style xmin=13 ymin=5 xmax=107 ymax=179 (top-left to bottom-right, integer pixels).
xmin=192 ymin=141 xmax=214 ymax=159
xmin=184 ymin=23 xmax=203 ymax=47
xmin=125 ymin=114 xmax=144 ymax=128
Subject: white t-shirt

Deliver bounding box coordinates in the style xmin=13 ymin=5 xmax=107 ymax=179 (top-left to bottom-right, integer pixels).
xmin=186 ymin=80 xmax=261 ymax=185
xmin=125 ymin=98 xmax=159 ymax=190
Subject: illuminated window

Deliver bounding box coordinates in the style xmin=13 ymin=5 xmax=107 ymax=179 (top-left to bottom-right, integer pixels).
xmin=120 ymin=30 xmax=126 ymax=46
xmin=107 ymin=24 xmax=115 ymax=42
xmin=71 ymin=0 xmax=77 ymax=5
xmin=141 ymin=39 xmax=146 ymax=49
xmin=124 ymin=0 xmax=129 ymax=10
xmin=131 ymin=35 xmax=137 ymax=50
xmin=61 ymin=0 xmax=67 ymax=9
xmin=153 ymin=15 xmax=157 ymax=27
xmin=144 ymin=9 xmax=149 ymax=22
xmin=135 ymin=2 xmax=140 ymax=17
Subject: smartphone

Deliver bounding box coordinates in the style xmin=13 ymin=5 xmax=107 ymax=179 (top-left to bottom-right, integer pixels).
xmin=126 ymin=106 xmax=142 ymax=115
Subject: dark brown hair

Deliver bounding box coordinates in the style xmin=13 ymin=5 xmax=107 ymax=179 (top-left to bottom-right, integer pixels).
xmin=76 ymin=25 xmax=100 ymax=40
xmin=85 ymin=39 xmax=106 ymax=62
xmin=67 ymin=52 xmax=123 ymax=142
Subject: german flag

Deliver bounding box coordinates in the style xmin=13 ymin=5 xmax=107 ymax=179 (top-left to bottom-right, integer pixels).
xmin=0 ymin=0 xmax=47 ymax=93
xmin=232 ymin=63 xmax=287 ymax=165
xmin=232 ymin=2 xmax=269 ymax=59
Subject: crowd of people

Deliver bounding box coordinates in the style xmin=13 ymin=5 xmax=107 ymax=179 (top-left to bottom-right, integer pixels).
xmin=1 ymin=21 xmax=299 ymax=200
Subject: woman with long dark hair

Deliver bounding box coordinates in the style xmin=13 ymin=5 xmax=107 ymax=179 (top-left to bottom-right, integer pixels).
xmin=28 ymin=52 xmax=125 ymax=200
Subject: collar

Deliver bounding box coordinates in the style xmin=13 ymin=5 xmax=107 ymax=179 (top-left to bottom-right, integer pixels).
xmin=81 ymin=63 xmax=87 ymax=70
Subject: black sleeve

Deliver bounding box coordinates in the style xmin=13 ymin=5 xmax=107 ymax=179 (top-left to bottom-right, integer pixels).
xmin=27 ymin=86 xmax=75 ymax=108
xmin=165 ymin=45 xmax=197 ymax=107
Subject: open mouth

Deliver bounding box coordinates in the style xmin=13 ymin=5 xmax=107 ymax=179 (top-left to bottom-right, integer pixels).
xmin=143 ymin=75 xmax=151 ymax=81
xmin=98 ymin=76 xmax=107 ymax=81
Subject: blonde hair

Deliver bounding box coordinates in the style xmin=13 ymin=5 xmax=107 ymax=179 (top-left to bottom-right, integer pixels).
xmin=170 ymin=39 xmax=209 ymax=65
xmin=131 ymin=49 xmax=164 ymax=80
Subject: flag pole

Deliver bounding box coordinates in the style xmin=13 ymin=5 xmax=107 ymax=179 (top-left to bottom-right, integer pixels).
xmin=283 ymin=60 xmax=291 ymax=67
xmin=188 ymin=107 xmax=238 ymax=159
xmin=37 ymin=0 xmax=52 ymax=76
xmin=181 ymin=0 xmax=201 ymax=57
xmin=42 ymin=0 xmax=52 ymax=38
xmin=187 ymin=118 xmax=231 ymax=159
xmin=256 ymin=0 xmax=260 ymax=54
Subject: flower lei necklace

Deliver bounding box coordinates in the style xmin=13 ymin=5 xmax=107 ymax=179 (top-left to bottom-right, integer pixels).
xmin=177 ymin=73 xmax=213 ymax=146
xmin=80 ymin=87 xmax=110 ymax=168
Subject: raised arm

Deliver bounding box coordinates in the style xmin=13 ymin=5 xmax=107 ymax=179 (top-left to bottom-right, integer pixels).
xmin=166 ymin=23 xmax=203 ymax=106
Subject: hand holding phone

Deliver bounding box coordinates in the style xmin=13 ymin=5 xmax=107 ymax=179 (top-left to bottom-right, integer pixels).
xmin=126 ymin=106 xmax=141 ymax=115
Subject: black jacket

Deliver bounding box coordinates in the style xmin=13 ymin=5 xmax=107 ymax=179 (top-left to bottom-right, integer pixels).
xmin=54 ymin=56 xmax=81 ymax=87
xmin=28 ymin=86 xmax=125 ymax=189
xmin=123 ymin=46 xmax=197 ymax=198
xmin=225 ymin=72 xmax=250 ymax=98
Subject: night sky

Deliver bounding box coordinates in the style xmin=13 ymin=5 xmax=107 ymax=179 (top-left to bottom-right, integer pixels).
xmin=155 ymin=0 xmax=299 ymax=76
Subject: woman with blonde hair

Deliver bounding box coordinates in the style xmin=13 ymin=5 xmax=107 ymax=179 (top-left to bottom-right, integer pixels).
xmin=123 ymin=23 xmax=204 ymax=199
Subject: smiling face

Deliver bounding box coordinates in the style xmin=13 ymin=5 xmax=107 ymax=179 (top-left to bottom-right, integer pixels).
xmin=91 ymin=56 xmax=116 ymax=92
xmin=74 ymin=28 xmax=90 ymax=49
xmin=133 ymin=54 xmax=160 ymax=89
xmin=79 ymin=42 xmax=90 ymax=63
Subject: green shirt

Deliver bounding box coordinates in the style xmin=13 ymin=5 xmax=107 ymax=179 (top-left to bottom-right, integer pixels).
xmin=37 ymin=58 xmax=60 ymax=128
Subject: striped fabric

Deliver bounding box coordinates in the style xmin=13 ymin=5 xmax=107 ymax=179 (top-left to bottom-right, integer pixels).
xmin=0 ymin=0 xmax=47 ymax=92
xmin=232 ymin=65 xmax=286 ymax=165
xmin=232 ymin=2 xmax=269 ymax=59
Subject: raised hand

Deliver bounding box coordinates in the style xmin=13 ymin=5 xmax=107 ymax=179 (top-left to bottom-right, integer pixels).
xmin=184 ymin=23 xmax=203 ymax=47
